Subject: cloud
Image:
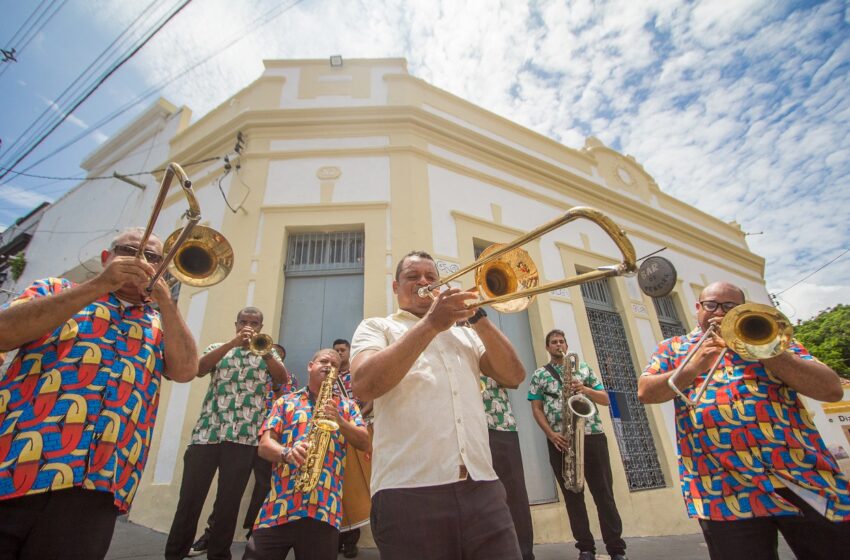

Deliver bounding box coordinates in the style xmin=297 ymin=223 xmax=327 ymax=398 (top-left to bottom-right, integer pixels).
xmin=72 ymin=0 xmax=849 ymax=320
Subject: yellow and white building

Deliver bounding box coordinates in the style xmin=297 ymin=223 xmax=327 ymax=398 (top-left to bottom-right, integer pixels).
xmin=22 ymin=58 xmax=789 ymax=542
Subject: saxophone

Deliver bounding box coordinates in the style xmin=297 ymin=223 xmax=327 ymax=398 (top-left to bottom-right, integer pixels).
xmin=561 ymin=351 xmax=597 ymax=493
xmin=294 ymin=365 xmax=340 ymax=493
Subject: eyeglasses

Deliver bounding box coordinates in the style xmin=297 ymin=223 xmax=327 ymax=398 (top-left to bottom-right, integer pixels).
xmin=699 ymin=301 xmax=740 ymax=313
xmin=112 ymin=244 xmax=163 ymax=264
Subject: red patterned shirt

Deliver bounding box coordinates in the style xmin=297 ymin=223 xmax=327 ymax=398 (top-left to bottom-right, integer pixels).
xmin=644 ymin=327 xmax=850 ymax=521
xmin=255 ymin=387 xmax=364 ymax=530
xmin=0 ymin=278 xmax=166 ymax=513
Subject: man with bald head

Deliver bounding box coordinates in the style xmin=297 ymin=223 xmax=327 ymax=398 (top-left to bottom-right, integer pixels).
xmin=0 ymin=227 xmax=198 ymax=559
xmin=638 ymin=281 xmax=850 ymax=559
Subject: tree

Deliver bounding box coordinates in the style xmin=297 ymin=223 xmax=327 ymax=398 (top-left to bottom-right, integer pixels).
xmin=794 ymin=304 xmax=850 ymax=380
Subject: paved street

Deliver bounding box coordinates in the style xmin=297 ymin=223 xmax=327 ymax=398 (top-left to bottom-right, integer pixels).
xmin=104 ymin=517 xmax=796 ymax=560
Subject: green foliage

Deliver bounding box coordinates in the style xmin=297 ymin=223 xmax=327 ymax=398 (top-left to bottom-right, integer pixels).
xmin=8 ymin=252 xmax=26 ymax=281
xmin=795 ymin=304 xmax=850 ymax=380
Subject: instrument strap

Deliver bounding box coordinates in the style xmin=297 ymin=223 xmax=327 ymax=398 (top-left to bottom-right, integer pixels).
xmin=544 ymin=363 xmax=563 ymax=386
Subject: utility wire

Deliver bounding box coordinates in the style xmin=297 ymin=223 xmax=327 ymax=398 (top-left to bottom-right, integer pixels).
xmin=773 ymin=247 xmax=850 ymax=296
xmin=0 ymin=156 xmax=220 ymax=182
xmin=0 ymin=0 xmax=193 ymax=182
xmin=0 ymin=1 xmax=67 ymax=79
xmin=2 ymin=0 xmax=163 ymax=162
xmin=3 ymin=0 xmax=306 ymax=183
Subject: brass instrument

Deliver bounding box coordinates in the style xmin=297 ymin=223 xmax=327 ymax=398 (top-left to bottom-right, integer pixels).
xmin=418 ymin=207 xmax=675 ymax=313
xmin=667 ymin=303 xmax=793 ymax=407
xmin=136 ymin=162 xmax=234 ymax=292
xmin=294 ymin=365 xmax=340 ymax=493
xmin=561 ymin=352 xmax=596 ymax=493
xmin=248 ymin=333 xmax=274 ymax=356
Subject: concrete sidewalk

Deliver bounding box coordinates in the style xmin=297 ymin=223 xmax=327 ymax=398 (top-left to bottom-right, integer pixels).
xmin=104 ymin=517 xmax=796 ymax=560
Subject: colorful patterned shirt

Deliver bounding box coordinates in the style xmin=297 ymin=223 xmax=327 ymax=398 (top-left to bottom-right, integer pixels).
xmin=0 ymin=278 xmax=165 ymax=513
xmin=528 ymin=360 xmax=605 ymax=435
xmin=254 ymin=388 xmax=364 ymax=530
xmin=643 ymin=327 xmax=850 ymax=521
xmin=481 ymin=376 xmax=517 ymax=432
xmin=190 ymin=344 xmax=279 ymax=446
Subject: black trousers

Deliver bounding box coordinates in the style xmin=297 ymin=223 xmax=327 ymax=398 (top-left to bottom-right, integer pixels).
xmin=0 ymin=487 xmax=118 ymax=560
xmin=371 ymin=479 xmax=522 ymax=560
xmin=165 ymin=442 xmax=257 ymax=560
xmin=698 ymin=487 xmax=850 ymax=560
xmin=243 ymin=455 xmax=273 ymax=530
xmin=338 ymin=527 xmax=360 ymax=549
xmin=489 ymin=429 xmax=535 ymax=560
xmin=546 ymin=433 xmax=626 ymax=556
xmin=243 ymin=518 xmax=339 ymax=560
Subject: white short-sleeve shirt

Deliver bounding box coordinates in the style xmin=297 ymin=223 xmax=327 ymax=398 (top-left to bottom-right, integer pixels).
xmin=350 ymin=310 xmax=497 ymax=494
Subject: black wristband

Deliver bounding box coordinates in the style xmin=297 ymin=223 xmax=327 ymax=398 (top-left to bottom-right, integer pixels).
xmin=468 ymin=308 xmax=488 ymax=325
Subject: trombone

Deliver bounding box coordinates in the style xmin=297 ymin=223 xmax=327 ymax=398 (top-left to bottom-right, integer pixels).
xmin=136 ymin=163 xmax=234 ymax=292
xmin=666 ymin=303 xmax=793 ymax=406
xmin=418 ymin=206 xmax=674 ymax=312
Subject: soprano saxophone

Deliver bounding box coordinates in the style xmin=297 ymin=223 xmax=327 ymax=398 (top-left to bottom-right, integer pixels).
xmin=561 ymin=352 xmax=596 ymax=493
xmin=294 ymin=365 xmax=340 ymax=493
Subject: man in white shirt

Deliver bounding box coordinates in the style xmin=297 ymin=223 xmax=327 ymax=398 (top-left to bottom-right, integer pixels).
xmin=350 ymin=250 xmax=526 ymax=560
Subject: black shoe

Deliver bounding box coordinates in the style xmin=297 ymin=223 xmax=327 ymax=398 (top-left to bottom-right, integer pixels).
xmin=342 ymin=543 xmax=358 ymax=558
xmin=577 ymin=552 xmax=595 ymax=560
xmin=187 ymin=534 xmax=208 ymax=557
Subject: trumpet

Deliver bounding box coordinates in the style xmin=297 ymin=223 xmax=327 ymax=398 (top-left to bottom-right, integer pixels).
xmin=417 ymin=207 xmax=675 ymax=313
xmin=666 ymin=302 xmax=792 ymax=406
xmin=248 ymin=333 xmax=274 ymax=356
xmin=136 ymin=162 xmax=233 ymax=292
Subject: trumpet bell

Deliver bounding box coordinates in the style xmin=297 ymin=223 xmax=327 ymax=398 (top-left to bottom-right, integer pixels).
xmin=720 ymin=303 xmax=792 ymax=361
xmin=249 ymin=333 xmax=274 ymax=356
xmin=474 ymin=243 xmax=539 ymax=313
xmin=163 ymin=225 xmax=234 ymax=287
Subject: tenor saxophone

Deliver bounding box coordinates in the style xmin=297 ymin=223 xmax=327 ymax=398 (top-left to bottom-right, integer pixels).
xmin=294 ymin=365 xmax=340 ymax=493
xmin=561 ymin=352 xmax=596 ymax=493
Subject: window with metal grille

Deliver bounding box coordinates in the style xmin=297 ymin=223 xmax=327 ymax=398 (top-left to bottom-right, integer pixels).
xmin=653 ymin=294 xmax=687 ymax=339
xmin=580 ymin=277 xmax=666 ymax=491
xmin=285 ymin=231 xmax=364 ymax=276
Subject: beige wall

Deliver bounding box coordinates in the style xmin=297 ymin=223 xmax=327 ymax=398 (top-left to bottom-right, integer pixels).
xmin=126 ymin=59 xmax=768 ymax=541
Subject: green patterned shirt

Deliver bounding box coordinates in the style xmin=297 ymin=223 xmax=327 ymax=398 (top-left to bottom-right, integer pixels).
xmin=481 ymin=375 xmax=517 ymax=432
xmin=528 ymin=360 xmax=605 ymax=435
xmin=190 ymin=343 xmax=278 ymax=445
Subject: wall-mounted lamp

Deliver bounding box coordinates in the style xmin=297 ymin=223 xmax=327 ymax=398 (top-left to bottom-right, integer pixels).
xmin=329 ymin=55 xmax=343 ymax=67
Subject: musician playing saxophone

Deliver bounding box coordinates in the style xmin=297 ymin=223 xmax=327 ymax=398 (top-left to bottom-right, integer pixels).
xmin=244 ymin=348 xmax=369 ymax=560
xmin=528 ymin=329 xmax=627 ymax=560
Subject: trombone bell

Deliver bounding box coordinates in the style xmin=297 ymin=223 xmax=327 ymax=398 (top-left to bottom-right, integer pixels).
xmin=721 ymin=303 xmax=792 ymax=361
xmin=474 ymin=244 xmax=539 ymax=312
xmin=163 ymin=225 xmax=234 ymax=287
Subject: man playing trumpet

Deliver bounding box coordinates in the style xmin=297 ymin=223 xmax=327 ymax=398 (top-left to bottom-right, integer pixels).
xmin=638 ymin=281 xmax=850 ymax=560
xmin=166 ymin=307 xmax=287 ymax=560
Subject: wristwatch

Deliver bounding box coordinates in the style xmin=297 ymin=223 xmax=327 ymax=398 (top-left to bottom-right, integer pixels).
xmin=468 ymin=308 xmax=488 ymax=325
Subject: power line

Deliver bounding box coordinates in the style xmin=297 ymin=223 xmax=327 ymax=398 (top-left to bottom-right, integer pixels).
xmin=773 ymin=246 xmax=850 ymax=296
xmin=0 ymin=156 xmax=220 ymax=182
xmin=3 ymin=0 xmax=307 ymax=182
xmin=0 ymin=1 xmax=67 ymax=79
xmin=0 ymin=0 xmax=193 ymax=182
xmin=1 ymin=0 xmax=164 ymax=162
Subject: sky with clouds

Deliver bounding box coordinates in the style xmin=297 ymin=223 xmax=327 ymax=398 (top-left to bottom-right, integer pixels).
xmin=0 ymin=0 xmax=847 ymax=320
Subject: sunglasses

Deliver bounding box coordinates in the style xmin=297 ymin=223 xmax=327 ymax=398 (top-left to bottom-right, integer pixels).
xmin=699 ymin=301 xmax=739 ymax=313
xmin=112 ymin=244 xmax=164 ymax=264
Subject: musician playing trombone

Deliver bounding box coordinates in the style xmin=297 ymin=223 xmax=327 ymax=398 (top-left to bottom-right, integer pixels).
xmin=166 ymin=307 xmax=287 ymax=560
xmin=0 ymin=227 xmax=199 ymax=560
xmin=638 ymin=281 xmax=850 ymax=560
xmin=528 ymin=329 xmax=627 ymax=560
